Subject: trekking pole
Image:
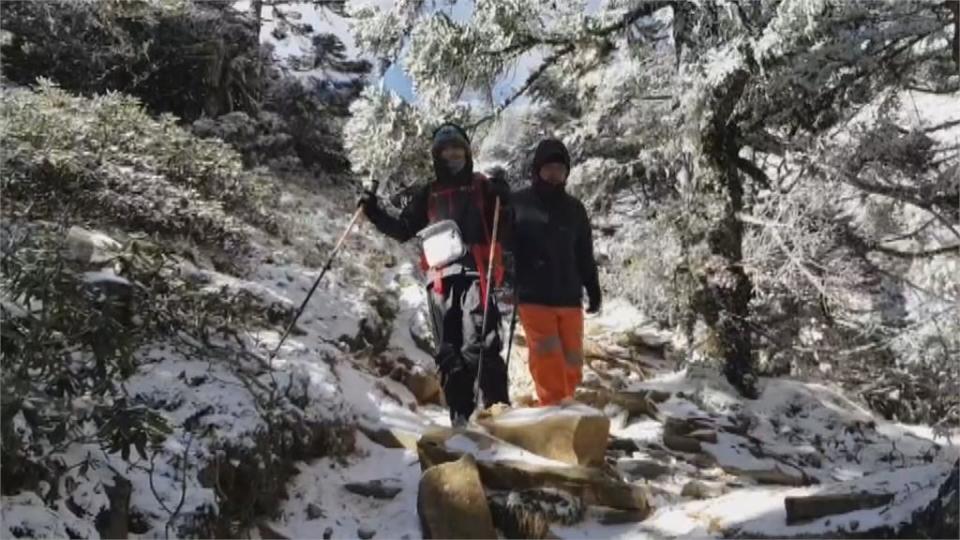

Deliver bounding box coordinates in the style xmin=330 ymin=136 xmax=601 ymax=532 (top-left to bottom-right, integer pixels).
xmin=267 ymin=181 xmax=378 ymax=364
xmin=474 ymin=197 xmax=502 ymax=405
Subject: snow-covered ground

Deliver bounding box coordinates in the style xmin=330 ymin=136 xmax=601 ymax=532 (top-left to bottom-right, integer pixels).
xmin=3 ymin=176 xmax=957 ymax=539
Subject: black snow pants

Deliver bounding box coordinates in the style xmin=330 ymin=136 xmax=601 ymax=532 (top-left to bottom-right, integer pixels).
xmin=426 ymin=272 xmax=510 ymax=423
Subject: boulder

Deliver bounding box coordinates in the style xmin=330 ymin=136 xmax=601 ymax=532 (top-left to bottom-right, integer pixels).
xmin=477 ymin=405 xmax=611 ymax=466
xmin=357 ymin=527 xmax=376 ymax=539
xmin=784 ymin=492 xmax=895 ymax=525
xmin=417 ymin=455 xmax=497 ymax=539
xmin=416 ymin=434 xmax=651 ymax=514
xmin=344 ymin=479 xmax=403 ymax=500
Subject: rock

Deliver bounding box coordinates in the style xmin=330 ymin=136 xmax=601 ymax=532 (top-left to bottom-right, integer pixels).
xmin=618 ymin=459 xmax=671 ymax=480
xmin=784 ymin=492 xmax=895 ymax=524
xmin=662 ymin=433 xmax=703 ymax=454
xmin=727 ymin=463 xmax=808 ymax=486
xmin=416 ymin=433 xmax=651 ymax=513
xmin=662 ymin=416 xmax=719 ymax=454
xmin=306 ymin=503 xmax=324 ymax=520
xmin=322 ymin=527 xmax=333 ymax=540
xmin=357 ymin=526 xmax=376 ymax=539
xmin=66 ymin=226 xmax=121 ymax=264
xmin=607 ymin=436 xmax=641 ymax=454
xmin=664 ymin=416 xmax=715 ymax=437
xmin=358 ymin=421 xmax=431 ymax=451
xmin=403 ymin=370 xmax=442 ymax=405
xmin=477 ymin=405 xmax=611 ymax=466
xmin=596 ymin=508 xmax=650 ymax=525
xmin=680 ymin=480 xmax=723 ymax=500
xmin=417 ymin=455 xmax=497 ymax=539
xmin=344 ymin=479 xmax=403 ymax=500
xmin=686 ymin=429 xmax=718 ymax=444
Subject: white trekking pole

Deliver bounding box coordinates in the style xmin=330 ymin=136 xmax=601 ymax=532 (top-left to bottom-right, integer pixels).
xmin=474 ymin=198 xmax=501 ymax=408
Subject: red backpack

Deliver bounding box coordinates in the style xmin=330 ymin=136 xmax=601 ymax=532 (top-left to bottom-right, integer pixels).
xmin=420 ymin=173 xmax=504 ymax=300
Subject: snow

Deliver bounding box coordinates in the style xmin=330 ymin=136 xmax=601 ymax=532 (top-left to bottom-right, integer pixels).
xmin=443 ymin=431 xmax=575 ymax=468
xmin=81 ymin=270 xmax=131 ymax=286
xmin=1 ymin=492 xmax=99 ymax=540
xmin=265 ymin=433 xmax=422 ymax=540
xmin=488 ymin=402 xmax=606 ymax=426
xmin=727 ymin=462 xmax=955 ymax=537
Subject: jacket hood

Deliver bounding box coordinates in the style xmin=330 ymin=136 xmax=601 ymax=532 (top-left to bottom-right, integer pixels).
xmin=531 ymin=138 xmax=571 ymax=179
xmin=431 ymin=123 xmax=473 ymax=184
xmin=531 ymin=138 xmax=570 ymax=197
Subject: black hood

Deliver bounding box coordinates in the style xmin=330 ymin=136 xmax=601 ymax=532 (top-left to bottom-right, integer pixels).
xmin=431 ymin=123 xmax=473 ymax=185
xmin=531 ymin=138 xmax=570 ymax=197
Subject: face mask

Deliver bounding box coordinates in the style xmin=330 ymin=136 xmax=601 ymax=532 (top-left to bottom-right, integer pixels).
xmin=444 ymin=158 xmax=466 ymax=175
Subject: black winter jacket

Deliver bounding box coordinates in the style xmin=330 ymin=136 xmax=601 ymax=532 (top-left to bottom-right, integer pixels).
xmin=364 ymin=174 xmax=508 ymax=274
xmin=511 ymin=185 xmax=601 ymax=308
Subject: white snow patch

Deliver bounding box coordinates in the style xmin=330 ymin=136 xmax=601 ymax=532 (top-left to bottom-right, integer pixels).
xmin=81 ymin=270 xmax=131 ymax=286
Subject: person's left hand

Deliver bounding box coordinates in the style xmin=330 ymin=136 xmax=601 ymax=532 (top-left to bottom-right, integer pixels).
xmin=488 ymin=172 xmax=511 ymax=203
xmin=586 ymin=296 xmax=601 ymax=315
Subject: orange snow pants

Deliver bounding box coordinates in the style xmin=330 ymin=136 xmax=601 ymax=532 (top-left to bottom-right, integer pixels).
xmin=518 ymin=304 xmax=584 ymax=406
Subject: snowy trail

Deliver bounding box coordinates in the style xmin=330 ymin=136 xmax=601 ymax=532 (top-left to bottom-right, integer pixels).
xmin=4 ymin=181 xmax=955 ymax=540
xmin=256 ymin=227 xmax=958 ymax=540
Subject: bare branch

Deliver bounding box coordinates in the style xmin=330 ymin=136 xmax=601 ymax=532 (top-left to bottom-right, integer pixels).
xmin=735 ymin=156 xmax=772 ymax=188
xmin=924 ymin=118 xmax=960 ymax=133
xmin=467 ymin=44 xmax=575 ymax=130
xmin=872 ymin=243 xmax=960 ymax=259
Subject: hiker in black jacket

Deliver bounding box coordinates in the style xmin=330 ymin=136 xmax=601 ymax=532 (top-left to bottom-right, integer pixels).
xmin=510 ymin=138 xmax=601 ymax=405
xmin=360 ymin=123 xmax=511 ymax=426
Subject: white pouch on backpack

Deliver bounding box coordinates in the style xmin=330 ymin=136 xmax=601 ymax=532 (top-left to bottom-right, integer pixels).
xmin=417 ymin=219 xmax=466 ymax=269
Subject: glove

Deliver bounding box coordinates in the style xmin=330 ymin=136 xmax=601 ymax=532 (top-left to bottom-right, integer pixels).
xmin=586 ymin=295 xmax=601 ymax=315
xmin=488 ymin=174 xmax=511 ymax=204
xmin=359 ymin=188 xmax=379 ymax=217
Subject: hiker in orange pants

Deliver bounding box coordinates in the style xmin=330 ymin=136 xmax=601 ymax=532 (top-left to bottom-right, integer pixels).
xmin=518 ymin=305 xmax=585 ymax=405
xmin=511 ymin=139 xmax=601 ymax=406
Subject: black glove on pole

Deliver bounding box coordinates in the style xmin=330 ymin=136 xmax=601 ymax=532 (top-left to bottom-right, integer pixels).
xmin=268 ymin=181 xmax=379 ymax=364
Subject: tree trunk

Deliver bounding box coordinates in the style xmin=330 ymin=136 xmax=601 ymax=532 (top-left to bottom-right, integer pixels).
xmin=691 ymin=67 xmax=758 ymax=398
xmin=950 ymin=0 xmax=959 ymax=71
